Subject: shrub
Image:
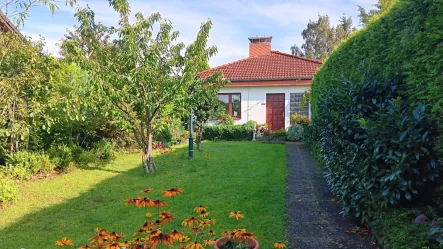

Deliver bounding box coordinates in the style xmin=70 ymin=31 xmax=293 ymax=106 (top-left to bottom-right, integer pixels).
xmin=69 ymin=146 xmax=97 ymax=167
xmin=76 ymin=150 xmax=98 ymax=167
xmin=243 ymin=120 xmax=257 ymax=130
xmin=309 ymin=0 xmax=443 ymax=219
xmin=202 ymin=125 xmax=252 ymax=141
xmin=270 ymin=128 xmax=287 ymax=138
xmin=214 ymin=113 xmax=235 ymax=126
xmin=92 ymin=139 xmax=115 ymax=161
xmin=0 ymin=177 xmax=17 ymax=202
xmin=48 ymin=145 xmax=74 ymax=171
xmin=7 ymin=151 xmax=55 ymax=178
xmin=370 ymin=209 xmax=432 ymax=249
xmin=287 ymin=124 xmax=304 ymax=141
xmin=290 ymin=114 xmax=310 ymax=126
xmin=2 ymin=164 xmax=31 ymax=180
xmin=312 ymin=75 xmax=438 ymax=221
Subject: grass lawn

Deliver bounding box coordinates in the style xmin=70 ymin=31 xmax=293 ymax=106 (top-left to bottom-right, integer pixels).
xmin=0 ymin=141 xmax=287 ymax=249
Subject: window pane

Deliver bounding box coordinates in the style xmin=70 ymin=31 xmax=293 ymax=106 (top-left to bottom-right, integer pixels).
xmin=217 ymin=94 xmax=229 ymax=113
xmin=232 ymin=94 xmax=241 ymax=118
xmin=290 ymin=93 xmax=309 ymax=117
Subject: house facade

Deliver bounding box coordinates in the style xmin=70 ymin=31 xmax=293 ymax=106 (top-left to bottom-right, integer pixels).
xmin=198 ymin=37 xmax=322 ymax=131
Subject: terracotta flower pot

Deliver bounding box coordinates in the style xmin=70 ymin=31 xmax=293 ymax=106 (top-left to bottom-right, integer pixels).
xmin=214 ymin=236 xmax=259 ymax=249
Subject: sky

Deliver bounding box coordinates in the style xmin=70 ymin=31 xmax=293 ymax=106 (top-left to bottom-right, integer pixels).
xmin=15 ymin=0 xmax=376 ymax=67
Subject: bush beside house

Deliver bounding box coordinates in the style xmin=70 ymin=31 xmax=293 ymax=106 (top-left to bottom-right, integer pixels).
xmin=203 ymin=125 xmax=253 ymax=141
xmin=307 ymin=0 xmax=443 ymax=248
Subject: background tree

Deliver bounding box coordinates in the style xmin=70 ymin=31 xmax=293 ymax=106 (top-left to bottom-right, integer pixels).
xmin=290 ymin=45 xmax=304 ymax=57
xmin=357 ymin=0 xmax=398 ymax=26
xmin=61 ymin=0 xmax=226 ymax=173
xmin=184 ymin=92 xmax=226 ymax=150
xmin=0 ymin=32 xmax=55 ymax=155
xmin=292 ymin=14 xmax=355 ymax=61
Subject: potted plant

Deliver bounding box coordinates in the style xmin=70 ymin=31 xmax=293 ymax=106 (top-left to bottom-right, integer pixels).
xmin=212 ymin=211 xmax=259 ymax=249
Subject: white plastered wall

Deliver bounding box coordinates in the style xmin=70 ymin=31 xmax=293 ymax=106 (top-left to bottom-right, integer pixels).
xmin=219 ymin=85 xmax=311 ymax=129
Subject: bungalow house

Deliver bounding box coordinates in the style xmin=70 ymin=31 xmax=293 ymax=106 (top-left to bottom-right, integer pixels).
xmin=197 ymin=36 xmax=322 ymax=131
xmin=0 ymin=10 xmax=19 ymax=34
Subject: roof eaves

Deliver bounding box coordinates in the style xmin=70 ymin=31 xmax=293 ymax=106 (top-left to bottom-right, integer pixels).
xmin=0 ymin=11 xmax=20 ymax=35
xmin=230 ymin=77 xmax=313 ymax=82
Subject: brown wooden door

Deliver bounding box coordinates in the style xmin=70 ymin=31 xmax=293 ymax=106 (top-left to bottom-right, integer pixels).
xmin=266 ymin=93 xmax=285 ymax=131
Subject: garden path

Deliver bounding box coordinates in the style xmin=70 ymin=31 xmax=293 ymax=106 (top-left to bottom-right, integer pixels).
xmin=286 ymin=143 xmax=379 ymax=249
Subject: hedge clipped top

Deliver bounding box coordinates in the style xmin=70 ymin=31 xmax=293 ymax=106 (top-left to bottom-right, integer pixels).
xmin=311 ymin=0 xmax=443 ymax=159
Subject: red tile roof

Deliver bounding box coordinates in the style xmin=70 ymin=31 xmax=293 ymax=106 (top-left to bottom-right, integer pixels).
xmin=198 ymin=50 xmax=322 ymax=81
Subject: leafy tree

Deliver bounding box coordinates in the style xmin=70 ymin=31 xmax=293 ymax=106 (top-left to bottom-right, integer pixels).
xmin=0 ymin=32 xmax=55 ymax=155
xmin=294 ymin=14 xmax=355 ymax=61
xmin=290 ymin=45 xmax=304 ymax=57
xmin=0 ymin=32 xmax=94 ymax=156
xmin=61 ymin=0 xmax=226 ymax=173
xmin=357 ymin=0 xmax=398 ymax=26
xmin=187 ymin=92 xmax=226 ymax=150
xmin=1 ymin=0 xmax=76 ymax=26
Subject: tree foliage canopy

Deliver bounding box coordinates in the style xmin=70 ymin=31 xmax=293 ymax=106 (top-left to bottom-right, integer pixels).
xmin=61 ymin=0 xmax=227 ymax=172
xmin=291 ymin=14 xmax=355 ymax=61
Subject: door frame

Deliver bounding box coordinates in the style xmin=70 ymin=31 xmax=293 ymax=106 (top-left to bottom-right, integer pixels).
xmin=266 ymin=93 xmax=285 ymax=131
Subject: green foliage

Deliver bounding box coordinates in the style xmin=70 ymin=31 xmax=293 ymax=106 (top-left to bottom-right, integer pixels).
xmin=202 ymin=125 xmax=252 ymax=141
xmin=3 ymin=151 xmax=54 ymax=180
xmin=293 ymin=14 xmax=355 ymax=60
xmin=2 ymin=164 xmax=31 ymax=180
xmin=270 ymin=128 xmax=287 ymax=138
xmin=287 ymin=124 xmax=304 ymax=142
xmin=310 ymin=74 xmax=438 ymax=221
xmin=214 ymin=113 xmax=235 ymax=126
xmin=357 ymin=0 xmax=398 ymax=26
xmin=92 ymin=140 xmax=115 ymax=161
xmin=309 ymin=0 xmax=443 ymax=222
xmin=243 ymin=120 xmax=257 ymax=130
xmin=61 ymin=1 xmax=227 ymax=172
xmin=370 ymin=209 xmax=433 ymax=249
xmin=0 ymin=32 xmax=55 ymax=155
xmin=1 ymin=0 xmax=76 ymax=26
xmin=0 ymin=177 xmax=17 ymax=203
xmin=48 ymin=145 xmax=73 ymax=171
xmin=311 ymin=0 xmax=443 ymax=165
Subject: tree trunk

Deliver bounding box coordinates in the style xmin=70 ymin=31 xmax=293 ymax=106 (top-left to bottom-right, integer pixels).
xmin=142 ymin=123 xmax=156 ymax=173
xmin=196 ymin=124 xmax=203 ymax=150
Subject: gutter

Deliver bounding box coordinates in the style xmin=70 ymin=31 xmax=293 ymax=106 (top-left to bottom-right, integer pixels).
xmin=230 ymin=77 xmax=313 ymax=82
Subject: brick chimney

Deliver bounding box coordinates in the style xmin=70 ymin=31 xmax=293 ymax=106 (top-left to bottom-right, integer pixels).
xmin=248 ymin=36 xmax=272 ymax=57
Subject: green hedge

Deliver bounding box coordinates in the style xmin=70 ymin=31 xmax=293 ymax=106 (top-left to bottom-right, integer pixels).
xmin=202 ymin=125 xmax=252 ymax=141
xmin=310 ymin=0 xmax=443 ymax=163
xmin=307 ymin=0 xmax=443 ymax=245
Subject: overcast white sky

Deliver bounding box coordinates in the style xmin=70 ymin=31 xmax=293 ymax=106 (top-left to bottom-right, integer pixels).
xmin=17 ymin=0 xmax=376 ymax=67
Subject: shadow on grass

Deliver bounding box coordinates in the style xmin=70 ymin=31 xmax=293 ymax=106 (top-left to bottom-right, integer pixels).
xmin=0 ymin=142 xmax=287 ymax=249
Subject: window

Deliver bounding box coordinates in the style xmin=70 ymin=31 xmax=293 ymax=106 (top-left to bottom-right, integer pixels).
xmin=290 ymin=93 xmax=309 ymax=117
xmin=218 ymin=93 xmax=241 ymax=119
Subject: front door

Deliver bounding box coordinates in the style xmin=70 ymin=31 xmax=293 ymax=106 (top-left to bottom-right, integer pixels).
xmin=266 ymin=93 xmax=285 ymax=131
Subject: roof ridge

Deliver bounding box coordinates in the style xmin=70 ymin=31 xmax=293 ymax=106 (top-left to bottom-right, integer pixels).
xmin=270 ymin=50 xmax=322 ymax=64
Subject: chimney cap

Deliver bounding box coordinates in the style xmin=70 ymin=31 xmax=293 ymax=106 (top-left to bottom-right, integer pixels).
xmin=248 ymin=36 xmax=272 ymax=43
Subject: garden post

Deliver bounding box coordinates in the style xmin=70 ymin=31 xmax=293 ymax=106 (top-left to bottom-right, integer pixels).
xmin=189 ymin=87 xmax=194 ymax=160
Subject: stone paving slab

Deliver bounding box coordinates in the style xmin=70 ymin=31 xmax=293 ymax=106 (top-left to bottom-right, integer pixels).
xmin=286 ymin=143 xmax=378 ymax=249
